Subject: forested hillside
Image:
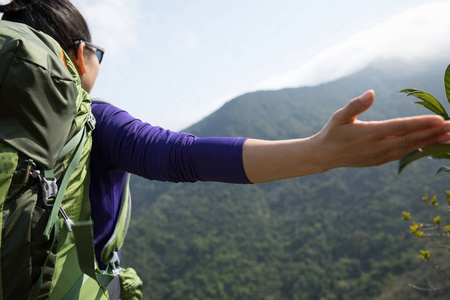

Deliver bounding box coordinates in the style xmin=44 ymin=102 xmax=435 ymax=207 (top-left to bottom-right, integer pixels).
xmin=122 ymin=58 xmax=450 ymax=299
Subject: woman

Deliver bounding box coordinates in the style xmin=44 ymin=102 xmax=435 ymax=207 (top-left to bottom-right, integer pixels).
xmin=1 ymin=0 xmax=450 ymax=297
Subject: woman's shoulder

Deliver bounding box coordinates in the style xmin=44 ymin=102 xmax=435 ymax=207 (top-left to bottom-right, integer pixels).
xmin=91 ymin=98 xmax=117 ymax=114
xmin=91 ymin=99 xmax=132 ymax=121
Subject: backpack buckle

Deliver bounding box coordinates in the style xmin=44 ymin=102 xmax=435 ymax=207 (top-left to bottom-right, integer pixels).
xmin=108 ymin=252 xmax=122 ymax=275
xmin=40 ymin=176 xmax=58 ymax=206
xmin=87 ymin=112 xmax=96 ymax=131
xmin=31 ymin=169 xmax=58 ymax=206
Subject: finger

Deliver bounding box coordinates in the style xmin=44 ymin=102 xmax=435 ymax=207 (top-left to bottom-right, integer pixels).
xmin=333 ymin=90 xmax=375 ymax=124
xmin=367 ymin=133 xmax=450 ymax=166
xmin=382 ymin=125 xmax=450 ymax=156
xmin=381 ymin=135 xmax=450 ymax=163
xmin=372 ymin=116 xmax=447 ymax=139
xmin=414 ymin=133 xmax=450 ymax=149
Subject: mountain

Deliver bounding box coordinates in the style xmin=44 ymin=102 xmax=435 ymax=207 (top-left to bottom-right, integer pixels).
xmin=122 ymin=58 xmax=450 ymax=299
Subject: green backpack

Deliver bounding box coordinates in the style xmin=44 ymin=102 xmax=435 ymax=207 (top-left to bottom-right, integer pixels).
xmin=0 ymin=20 xmax=141 ymax=299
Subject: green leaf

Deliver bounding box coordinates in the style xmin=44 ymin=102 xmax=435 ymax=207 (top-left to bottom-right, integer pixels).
xmin=431 ymin=153 xmax=450 ymax=159
xmin=437 ymin=166 xmax=450 ymax=174
xmin=400 ymin=88 xmax=422 ymax=94
xmin=398 ymin=144 xmax=450 ymax=173
xmin=400 ymin=89 xmax=449 ymax=119
xmin=445 ymin=64 xmax=450 ymax=106
xmin=414 ymin=101 xmax=450 ymax=119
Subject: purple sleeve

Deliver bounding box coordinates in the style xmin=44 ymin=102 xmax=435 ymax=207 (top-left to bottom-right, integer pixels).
xmin=91 ymin=103 xmax=251 ymax=184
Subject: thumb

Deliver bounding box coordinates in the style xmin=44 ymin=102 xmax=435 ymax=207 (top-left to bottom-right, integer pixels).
xmin=335 ymin=90 xmax=375 ymax=124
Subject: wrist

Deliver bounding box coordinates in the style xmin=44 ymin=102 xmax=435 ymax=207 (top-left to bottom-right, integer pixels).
xmin=301 ymin=134 xmax=331 ymax=174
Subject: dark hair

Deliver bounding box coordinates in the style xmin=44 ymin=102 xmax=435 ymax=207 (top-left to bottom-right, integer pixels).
xmin=0 ymin=0 xmax=91 ymax=51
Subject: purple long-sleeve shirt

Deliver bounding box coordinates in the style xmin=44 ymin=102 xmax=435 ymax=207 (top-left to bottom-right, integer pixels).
xmin=89 ymin=103 xmax=250 ymax=267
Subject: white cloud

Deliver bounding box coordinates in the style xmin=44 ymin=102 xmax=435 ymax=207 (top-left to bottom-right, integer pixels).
xmin=253 ymin=0 xmax=450 ymax=90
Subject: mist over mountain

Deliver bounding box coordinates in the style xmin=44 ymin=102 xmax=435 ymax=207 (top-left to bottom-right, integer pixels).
xmin=187 ymin=58 xmax=447 ymax=139
xmin=123 ymin=58 xmax=450 ymax=299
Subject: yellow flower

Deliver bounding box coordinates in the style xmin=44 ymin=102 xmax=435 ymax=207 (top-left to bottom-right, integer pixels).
xmin=410 ymin=223 xmax=419 ymax=234
xmin=423 ymin=194 xmax=429 ymax=203
xmin=419 ymin=250 xmax=430 ymax=260
xmin=430 ymin=195 xmax=437 ymax=205
xmin=434 ymin=216 xmax=441 ymax=224
xmin=415 ymin=231 xmax=424 ymax=238
xmin=402 ymin=212 xmax=411 ymax=221
xmin=445 ymin=225 xmax=450 ymax=233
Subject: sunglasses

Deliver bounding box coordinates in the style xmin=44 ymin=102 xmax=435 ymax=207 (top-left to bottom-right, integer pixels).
xmin=74 ymin=40 xmax=105 ymax=64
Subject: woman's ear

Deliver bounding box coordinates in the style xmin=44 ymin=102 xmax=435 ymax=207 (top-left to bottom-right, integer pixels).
xmin=72 ymin=42 xmax=87 ymax=75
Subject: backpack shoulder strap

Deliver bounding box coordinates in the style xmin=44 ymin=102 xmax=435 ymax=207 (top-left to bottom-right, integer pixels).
xmin=101 ymin=173 xmax=132 ymax=264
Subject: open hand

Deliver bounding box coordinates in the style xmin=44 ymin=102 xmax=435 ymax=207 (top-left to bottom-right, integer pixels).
xmin=315 ymin=90 xmax=450 ymax=169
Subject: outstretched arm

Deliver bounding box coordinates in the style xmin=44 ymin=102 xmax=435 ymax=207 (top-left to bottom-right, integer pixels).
xmin=243 ymin=90 xmax=450 ymax=183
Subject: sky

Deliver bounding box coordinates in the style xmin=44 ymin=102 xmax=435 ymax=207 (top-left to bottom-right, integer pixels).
xmin=2 ymin=0 xmax=450 ymax=130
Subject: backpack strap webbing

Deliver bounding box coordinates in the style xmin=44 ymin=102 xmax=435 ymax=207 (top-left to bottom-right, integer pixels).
xmin=43 ymin=125 xmax=88 ymax=240
xmin=101 ymin=173 xmax=132 ymax=264
xmin=40 ymin=111 xmax=95 ymax=238
xmin=72 ymin=221 xmax=116 ymax=288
